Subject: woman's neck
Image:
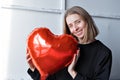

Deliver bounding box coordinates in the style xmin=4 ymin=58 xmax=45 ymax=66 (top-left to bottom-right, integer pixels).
xmin=78 ymin=39 xmax=96 ymax=44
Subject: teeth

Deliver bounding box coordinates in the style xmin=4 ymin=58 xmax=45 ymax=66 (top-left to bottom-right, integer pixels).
xmin=76 ymin=31 xmax=82 ymax=35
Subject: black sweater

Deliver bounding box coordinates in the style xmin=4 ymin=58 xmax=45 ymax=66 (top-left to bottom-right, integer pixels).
xmin=27 ymin=40 xmax=112 ymax=80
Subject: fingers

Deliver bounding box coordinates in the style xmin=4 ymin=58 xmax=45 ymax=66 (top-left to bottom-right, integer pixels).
xmin=26 ymin=51 xmax=32 ymax=63
xmin=27 ymin=55 xmax=32 ymax=62
xmin=26 ymin=53 xmax=30 ymax=59
xmin=71 ymin=49 xmax=80 ymax=65
xmin=74 ymin=54 xmax=78 ymax=64
xmin=70 ymin=54 xmax=78 ymax=66
xmin=71 ymin=54 xmax=76 ymax=64
xmin=26 ymin=48 xmax=32 ymax=61
xmin=26 ymin=48 xmax=29 ymax=54
xmin=68 ymin=54 xmax=78 ymax=73
xmin=26 ymin=48 xmax=30 ymax=54
xmin=26 ymin=48 xmax=35 ymax=71
xmin=26 ymin=53 xmax=29 ymax=59
xmin=75 ymin=49 xmax=80 ymax=61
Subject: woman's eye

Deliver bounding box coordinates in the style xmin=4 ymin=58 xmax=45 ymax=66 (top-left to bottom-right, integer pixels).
xmin=76 ymin=20 xmax=81 ymax=23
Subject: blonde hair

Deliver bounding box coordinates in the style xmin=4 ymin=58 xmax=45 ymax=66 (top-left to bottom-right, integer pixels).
xmin=63 ymin=6 xmax=99 ymax=42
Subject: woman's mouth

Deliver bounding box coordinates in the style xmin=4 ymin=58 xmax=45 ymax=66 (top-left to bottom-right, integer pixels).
xmin=75 ymin=30 xmax=83 ymax=36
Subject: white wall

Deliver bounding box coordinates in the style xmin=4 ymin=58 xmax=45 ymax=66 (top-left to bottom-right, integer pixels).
xmin=6 ymin=10 xmax=62 ymax=80
xmin=0 ymin=0 xmax=63 ymax=79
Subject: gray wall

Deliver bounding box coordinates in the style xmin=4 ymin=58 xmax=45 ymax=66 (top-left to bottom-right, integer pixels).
xmin=66 ymin=0 xmax=120 ymax=80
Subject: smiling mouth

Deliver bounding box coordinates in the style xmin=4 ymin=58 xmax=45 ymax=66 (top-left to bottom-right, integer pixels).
xmin=76 ymin=32 xmax=82 ymax=36
xmin=76 ymin=30 xmax=83 ymax=35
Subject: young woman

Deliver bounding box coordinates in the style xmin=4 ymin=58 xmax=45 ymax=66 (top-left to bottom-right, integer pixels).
xmin=26 ymin=6 xmax=112 ymax=80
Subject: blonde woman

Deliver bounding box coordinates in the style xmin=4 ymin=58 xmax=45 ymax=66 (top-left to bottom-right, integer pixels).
xmin=27 ymin=6 xmax=112 ymax=80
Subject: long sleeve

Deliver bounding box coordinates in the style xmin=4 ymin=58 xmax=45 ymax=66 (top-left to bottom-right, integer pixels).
xmin=27 ymin=68 xmax=40 ymax=80
xmin=93 ymin=50 xmax=112 ymax=80
xmin=74 ymin=50 xmax=112 ymax=80
xmin=27 ymin=68 xmax=56 ymax=80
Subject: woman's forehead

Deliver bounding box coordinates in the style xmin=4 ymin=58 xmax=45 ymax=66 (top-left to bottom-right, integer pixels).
xmin=66 ymin=14 xmax=83 ymax=24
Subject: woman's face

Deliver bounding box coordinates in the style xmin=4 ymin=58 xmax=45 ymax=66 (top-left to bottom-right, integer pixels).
xmin=66 ymin=14 xmax=87 ymax=39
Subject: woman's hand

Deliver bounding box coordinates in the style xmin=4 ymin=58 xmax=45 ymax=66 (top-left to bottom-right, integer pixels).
xmin=68 ymin=49 xmax=80 ymax=78
xmin=26 ymin=49 xmax=35 ymax=72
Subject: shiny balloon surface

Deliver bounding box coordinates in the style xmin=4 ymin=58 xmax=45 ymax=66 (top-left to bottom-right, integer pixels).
xmin=27 ymin=27 xmax=78 ymax=80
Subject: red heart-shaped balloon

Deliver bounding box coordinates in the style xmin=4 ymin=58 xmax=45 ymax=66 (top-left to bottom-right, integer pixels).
xmin=27 ymin=27 xmax=78 ymax=80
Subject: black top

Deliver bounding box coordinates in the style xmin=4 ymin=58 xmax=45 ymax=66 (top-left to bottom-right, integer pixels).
xmin=27 ymin=40 xmax=112 ymax=80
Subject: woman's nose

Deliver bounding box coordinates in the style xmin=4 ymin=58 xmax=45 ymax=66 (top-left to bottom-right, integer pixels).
xmin=73 ymin=24 xmax=78 ymax=31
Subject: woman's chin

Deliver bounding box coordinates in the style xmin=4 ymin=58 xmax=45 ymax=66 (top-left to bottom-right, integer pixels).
xmin=76 ymin=34 xmax=84 ymax=39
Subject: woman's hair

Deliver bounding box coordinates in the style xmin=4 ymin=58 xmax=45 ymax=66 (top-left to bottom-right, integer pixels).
xmin=63 ymin=6 xmax=99 ymax=42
